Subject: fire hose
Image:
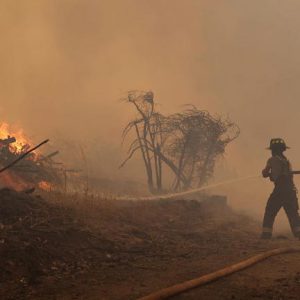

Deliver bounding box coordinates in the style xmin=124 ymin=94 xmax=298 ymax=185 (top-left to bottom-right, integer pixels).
xmin=138 ymin=246 xmax=300 ymax=300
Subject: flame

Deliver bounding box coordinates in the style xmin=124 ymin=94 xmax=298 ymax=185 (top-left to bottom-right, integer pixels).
xmin=38 ymin=181 xmax=53 ymax=192
xmin=0 ymin=171 xmax=29 ymax=191
xmin=0 ymin=122 xmax=54 ymax=192
xmin=0 ymin=122 xmax=32 ymax=154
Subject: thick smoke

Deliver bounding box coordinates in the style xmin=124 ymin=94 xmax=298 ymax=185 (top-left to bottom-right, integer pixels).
xmin=1 ymin=1 xmax=300 ymax=227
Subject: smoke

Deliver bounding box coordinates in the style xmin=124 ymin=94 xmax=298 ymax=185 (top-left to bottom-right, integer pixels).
xmin=1 ymin=1 xmax=300 ymax=227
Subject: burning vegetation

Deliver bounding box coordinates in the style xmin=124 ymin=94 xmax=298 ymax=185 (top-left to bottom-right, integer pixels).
xmin=0 ymin=123 xmax=62 ymax=192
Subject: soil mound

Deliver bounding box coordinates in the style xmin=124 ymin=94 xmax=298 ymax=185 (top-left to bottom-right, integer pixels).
xmin=0 ymin=188 xmax=49 ymax=224
xmin=0 ymin=190 xmax=264 ymax=300
xmin=0 ymin=189 xmax=114 ymax=299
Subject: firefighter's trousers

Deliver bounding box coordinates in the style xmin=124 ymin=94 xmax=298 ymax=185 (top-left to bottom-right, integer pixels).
xmin=262 ymin=183 xmax=300 ymax=237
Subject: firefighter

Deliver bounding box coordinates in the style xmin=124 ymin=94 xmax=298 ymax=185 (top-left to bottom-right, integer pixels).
xmin=261 ymin=138 xmax=300 ymax=239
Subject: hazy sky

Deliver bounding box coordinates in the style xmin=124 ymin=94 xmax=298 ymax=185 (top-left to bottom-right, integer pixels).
xmin=2 ymin=1 xmax=300 ymax=210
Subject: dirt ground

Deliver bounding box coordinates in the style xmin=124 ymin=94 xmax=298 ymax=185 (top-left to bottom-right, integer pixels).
xmin=0 ymin=189 xmax=299 ymax=300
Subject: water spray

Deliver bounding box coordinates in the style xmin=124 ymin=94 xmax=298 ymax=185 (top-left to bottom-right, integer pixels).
xmin=117 ymin=175 xmax=261 ymax=201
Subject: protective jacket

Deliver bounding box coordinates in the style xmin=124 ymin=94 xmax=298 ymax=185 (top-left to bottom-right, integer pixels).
xmin=262 ymin=155 xmax=292 ymax=183
xmin=262 ymin=155 xmax=300 ymax=238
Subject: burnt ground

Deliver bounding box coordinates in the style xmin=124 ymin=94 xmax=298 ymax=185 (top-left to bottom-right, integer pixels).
xmin=0 ymin=189 xmax=300 ymax=300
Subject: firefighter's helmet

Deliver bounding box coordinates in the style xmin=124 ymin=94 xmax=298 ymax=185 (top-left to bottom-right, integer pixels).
xmin=267 ymin=138 xmax=289 ymax=151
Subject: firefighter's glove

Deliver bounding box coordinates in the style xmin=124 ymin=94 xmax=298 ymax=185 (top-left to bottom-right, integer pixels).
xmin=262 ymin=168 xmax=271 ymax=178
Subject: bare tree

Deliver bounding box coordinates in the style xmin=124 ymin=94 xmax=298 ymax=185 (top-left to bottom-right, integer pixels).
xmin=164 ymin=106 xmax=239 ymax=190
xmin=121 ymin=90 xmax=165 ymax=193
xmin=121 ymin=92 xmax=239 ymax=194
